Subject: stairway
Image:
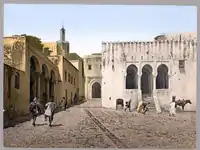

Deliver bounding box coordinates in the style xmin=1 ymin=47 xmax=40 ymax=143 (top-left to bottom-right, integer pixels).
xmin=142 ymin=95 xmax=156 ymax=112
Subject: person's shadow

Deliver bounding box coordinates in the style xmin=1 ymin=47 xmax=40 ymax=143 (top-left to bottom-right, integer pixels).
xmin=35 ymin=123 xmax=48 ymax=126
xmin=50 ymin=124 xmax=63 ymax=127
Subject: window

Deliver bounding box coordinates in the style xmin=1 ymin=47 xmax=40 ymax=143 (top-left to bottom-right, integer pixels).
xmin=71 ymin=76 xmax=73 ymax=84
xmin=100 ymin=65 xmax=102 ymax=69
xmin=14 ymin=72 xmax=20 ymax=89
xmin=74 ymin=78 xmax=76 ymax=85
xmin=88 ymin=65 xmax=92 ymax=70
xmin=68 ymin=73 xmax=70 ymax=82
xmin=65 ymin=71 xmax=67 ymax=81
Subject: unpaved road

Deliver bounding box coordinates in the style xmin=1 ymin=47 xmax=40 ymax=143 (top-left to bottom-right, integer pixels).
xmin=4 ymin=100 xmax=196 ymax=148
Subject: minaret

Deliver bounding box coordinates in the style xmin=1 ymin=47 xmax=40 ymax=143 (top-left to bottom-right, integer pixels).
xmin=57 ymin=24 xmax=70 ymax=55
xmin=60 ymin=24 xmax=66 ymax=42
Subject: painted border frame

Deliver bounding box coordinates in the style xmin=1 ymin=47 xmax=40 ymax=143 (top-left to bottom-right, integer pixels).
xmin=0 ymin=1 xmax=198 ymax=150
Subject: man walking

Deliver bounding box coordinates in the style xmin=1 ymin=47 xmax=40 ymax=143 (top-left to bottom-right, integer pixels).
xmin=124 ymin=99 xmax=132 ymax=112
xmin=169 ymin=96 xmax=176 ymax=117
xmin=61 ymin=97 xmax=67 ymax=111
xmin=29 ymin=97 xmax=41 ymax=126
xmin=44 ymin=97 xmax=56 ymax=127
xmin=137 ymin=100 xmax=150 ymax=115
xmin=73 ymin=93 xmax=78 ymax=105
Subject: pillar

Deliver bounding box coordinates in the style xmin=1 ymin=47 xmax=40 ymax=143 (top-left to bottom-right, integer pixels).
xmin=46 ymin=78 xmax=50 ymax=101
xmin=137 ymin=73 xmax=142 ymax=101
xmin=153 ymin=73 xmax=161 ymax=113
xmin=35 ymin=72 xmax=40 ymax=99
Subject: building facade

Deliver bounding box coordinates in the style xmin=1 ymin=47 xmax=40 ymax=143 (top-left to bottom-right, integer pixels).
xmin=4 ymin=27 xmax=81 ymax=119
xmin=101 ymin=33 xmax=197 ymax=112
xmin=4 ymin=35 xmax=60 ymax=117
xmin=67 ymin=53 xmax=85 ymax=100
xmin=84 ymin=53 xmax=102 ymax=100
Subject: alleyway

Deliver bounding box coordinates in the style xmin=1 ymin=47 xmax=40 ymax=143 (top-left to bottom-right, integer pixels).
xmin=4 ymin=99 xmax=196 ymax=148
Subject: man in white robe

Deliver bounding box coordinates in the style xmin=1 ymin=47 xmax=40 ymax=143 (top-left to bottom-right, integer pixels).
xmin=169 ymin=97 xmax=176 ymax=117
xmin=44 ymin=98 xmax=56 ymax=127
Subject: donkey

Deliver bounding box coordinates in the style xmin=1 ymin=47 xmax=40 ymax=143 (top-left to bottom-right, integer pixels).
xmin=175 ymin=99 xmax=192 ymax=111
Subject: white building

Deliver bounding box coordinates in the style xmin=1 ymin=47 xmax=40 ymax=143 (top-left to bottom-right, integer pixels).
xmin=101 ymin=33 xmax=197 ymax=112
xmin=84 ymin=53 xmax=102 ymax=100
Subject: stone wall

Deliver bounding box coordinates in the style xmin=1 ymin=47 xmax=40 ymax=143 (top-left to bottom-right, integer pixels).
xmin=101 ymin=35 xmax=197 ymax=111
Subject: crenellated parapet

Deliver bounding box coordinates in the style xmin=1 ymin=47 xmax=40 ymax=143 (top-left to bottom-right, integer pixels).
xmin=102 ymin=40 xmax=197 ymax=65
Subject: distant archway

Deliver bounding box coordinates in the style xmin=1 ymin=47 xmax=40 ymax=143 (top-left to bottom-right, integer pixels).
xmin=141 ymin=64 xmax=153 ymax=97
xmin=156 ymin=64 xmax=169 ymax=89
xmin=92 ymin=82 xmax=101 ymax=98
xmin=49 ymin=70 xmax=56 ymax=100
xmin=40 ymin=64 xmax=49 ymax=104
xmin=126 ymin=64 xmax=138 ymax=89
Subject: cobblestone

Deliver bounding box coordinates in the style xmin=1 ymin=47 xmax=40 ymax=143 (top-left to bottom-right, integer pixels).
xmin=4 ymin=107 xmax=115 ymax=148
xmin=4 ymin=100 xmax=196 ymax=148
xmin=89 ymin=108 xmax=196 ymax=148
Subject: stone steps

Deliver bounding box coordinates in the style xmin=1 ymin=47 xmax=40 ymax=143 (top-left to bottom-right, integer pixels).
xmin=143 ymin=96 xmax=156 ymax=111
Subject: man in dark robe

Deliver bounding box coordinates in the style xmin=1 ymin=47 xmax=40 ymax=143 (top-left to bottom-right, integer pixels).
xmin=124 ymin=99 xmax=132 ymax=112
xmin=29 ymin=97 xmax=41 ymax=126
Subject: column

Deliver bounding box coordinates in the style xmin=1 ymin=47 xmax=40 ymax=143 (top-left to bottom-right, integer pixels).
xmin=52 ymin=80 xmax=55 ymax=99
xmin=35 ymin=72 xmax=40 ymax=99
xmin=46 ymin=78 xmax=50 ymax=101
xmin=153 ymin=73 xmax=157 ymax=95
xmin=153 ymin=72 xmax=161 ymax=113
xmin=137 ymin=73 xmax=142 ymax=101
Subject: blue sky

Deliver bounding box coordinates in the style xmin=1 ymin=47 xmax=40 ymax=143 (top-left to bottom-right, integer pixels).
xmin=4 ymin=4 xmax=197 ymax=56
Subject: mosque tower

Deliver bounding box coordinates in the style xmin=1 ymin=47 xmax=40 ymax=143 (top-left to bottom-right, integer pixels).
xmin=57 ymin=25 xmax=70 ymax=55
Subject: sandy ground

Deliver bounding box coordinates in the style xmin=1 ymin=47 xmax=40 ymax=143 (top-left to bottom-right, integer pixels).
xmin=89 ymin=108 xmax=196 ymax=148
xmin=4 ymin=99 xmax=196 ymax=148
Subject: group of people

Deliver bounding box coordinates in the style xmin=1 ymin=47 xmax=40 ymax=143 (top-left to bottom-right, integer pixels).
xmin=124 ymin=96 xmax=178 ymax=116
xmin=29 ymin=96 xmax=56 ymax=127
xmin=29 ymin=94 xmax=79 ymax=127
xmin=124 ymin=99 xmax=150 ymax=115
xmin=60 ymin=93 xmax=78 ymax=111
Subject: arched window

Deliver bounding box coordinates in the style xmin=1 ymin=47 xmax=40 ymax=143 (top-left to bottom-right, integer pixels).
xmin=126 ymin=64 xmax=138 ymax=89
xmin=156 ymin=64 xmax=169 ymax=89
xmin=15 ymin=72 xmax=20 ymax=89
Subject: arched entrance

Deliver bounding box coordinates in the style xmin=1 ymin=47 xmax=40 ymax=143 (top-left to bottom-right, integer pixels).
xmin=141 ymin=64 xmax=153 ymax=98
xmin=156 ymin=64 xmax=169 ymax=89
xmin=29 ymin=56 xmax=40 ymax=102
xmin=40 ymin=64 xmax=49 ymax=105
xmin=92 ymin=82 xmax=101 ymax=98
xmin=49 ymin=70 xmax=56 ymax=100
xmin=126 ymin=64 xmax=138 ymax=89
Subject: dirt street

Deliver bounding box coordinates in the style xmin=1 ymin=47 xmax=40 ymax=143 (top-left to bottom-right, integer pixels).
xmin=4 ymin=99 xmax=196 ymax=148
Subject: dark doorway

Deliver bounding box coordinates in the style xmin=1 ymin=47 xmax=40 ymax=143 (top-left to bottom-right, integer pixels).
xmin=30 ymin=56 xmax=40 ymax=103
xmin=92 ymin=82 xmax=101 ymax=98
xmin=156 ymin=64 xmax=169 ymax=89
xmin=49 ymin=70 xmax=55 ymax=99
xmin=40 ymin=64 xmax=49 ymax=105
xmin=126 ymin=64 xmax=138 ymax=89
xmin=141 ymin=64 xmax=153 ymax=97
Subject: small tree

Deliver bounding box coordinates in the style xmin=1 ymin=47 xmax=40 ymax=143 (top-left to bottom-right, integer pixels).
xmin=4 ymin=39 xmax=25 ymax=69
xmin=26 ymin=35 xmax=44 ymax=50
